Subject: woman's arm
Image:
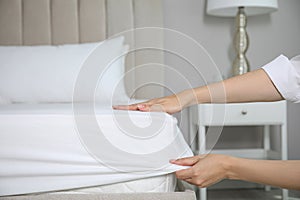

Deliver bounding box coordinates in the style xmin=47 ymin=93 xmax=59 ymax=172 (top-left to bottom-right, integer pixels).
xmin=196 ymin=68 xmax=283 ymax=104
xmin=171 ymin=154 xmax=300 ymax=190
xmin=113 ymin=69 xmax=284 ymax=114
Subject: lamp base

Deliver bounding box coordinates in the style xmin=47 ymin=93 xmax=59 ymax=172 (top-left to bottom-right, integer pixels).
xmin=233 ymin=7 xmax=249 ymax=76
xmin=233 ymin=55 xmax=249 ymax=75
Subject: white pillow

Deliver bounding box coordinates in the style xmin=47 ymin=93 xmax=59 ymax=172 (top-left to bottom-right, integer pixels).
xmin=0 ymin=36 xmax=129 ymax=104
xmin=96 ymin=45 xmax=129 ymax=105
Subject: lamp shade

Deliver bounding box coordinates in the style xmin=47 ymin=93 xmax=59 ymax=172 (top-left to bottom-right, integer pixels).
xmin=207 ymin=0 xmax=278 ymax=17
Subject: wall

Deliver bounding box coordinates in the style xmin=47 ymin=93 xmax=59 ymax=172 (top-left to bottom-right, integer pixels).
xmin=163 ymin=0 xmax=300 ymax=159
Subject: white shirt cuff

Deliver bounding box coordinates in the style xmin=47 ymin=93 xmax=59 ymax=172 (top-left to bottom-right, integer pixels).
xmin=262 ymin=54 xmax=300 ymax=103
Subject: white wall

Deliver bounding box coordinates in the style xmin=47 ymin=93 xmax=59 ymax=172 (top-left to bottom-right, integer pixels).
xmin=163 ymin=0 xmax=300 ymax=159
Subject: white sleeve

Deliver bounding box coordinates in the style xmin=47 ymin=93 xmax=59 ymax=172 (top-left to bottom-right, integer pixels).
xmin=262 ymin=54 xmax=300 ymax=103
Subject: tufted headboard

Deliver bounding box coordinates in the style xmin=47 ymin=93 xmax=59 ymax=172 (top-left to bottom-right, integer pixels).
xmin=0 ymin=0 xmax=164 ymax=99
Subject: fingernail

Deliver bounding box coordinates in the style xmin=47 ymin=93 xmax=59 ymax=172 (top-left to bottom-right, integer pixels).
xmin=169 ymin=159 xmax=176 ymax=163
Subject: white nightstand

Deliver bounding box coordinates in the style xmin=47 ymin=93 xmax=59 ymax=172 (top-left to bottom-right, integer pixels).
xmin=188 ymin=101 xmax=288 ymax=200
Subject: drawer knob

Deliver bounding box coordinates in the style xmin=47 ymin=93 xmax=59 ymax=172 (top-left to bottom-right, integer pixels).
xmin=241 ymin=110 xmax=247 ymax=115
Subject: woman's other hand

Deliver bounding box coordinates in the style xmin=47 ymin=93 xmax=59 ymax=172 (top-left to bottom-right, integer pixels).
xmin=170 ymin=154 xmax=233 ymax=188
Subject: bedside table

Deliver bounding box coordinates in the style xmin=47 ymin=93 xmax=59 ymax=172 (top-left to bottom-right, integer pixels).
xmin=188 ymin=101 xmax=288 ymax=200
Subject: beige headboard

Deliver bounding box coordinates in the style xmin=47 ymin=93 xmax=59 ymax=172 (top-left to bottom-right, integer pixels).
xmin=0 ymin=0 xmax=164 ymax=99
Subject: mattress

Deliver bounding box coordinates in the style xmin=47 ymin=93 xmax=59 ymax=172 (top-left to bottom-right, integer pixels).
xmin=50 ymin=173 xmax=176 ymax=194
xmin=0 ymin=103 xmax=193 ymax=196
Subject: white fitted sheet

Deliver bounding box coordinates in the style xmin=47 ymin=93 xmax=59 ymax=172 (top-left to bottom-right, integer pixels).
xmin=0 ymin=104 xmax=193 ymax=196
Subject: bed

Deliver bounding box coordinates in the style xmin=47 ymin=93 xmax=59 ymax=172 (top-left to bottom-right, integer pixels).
xmin=0 ymin=103 xmax=192 ymax=195
xmin=0 ymin=0 xmax=196 ymax=199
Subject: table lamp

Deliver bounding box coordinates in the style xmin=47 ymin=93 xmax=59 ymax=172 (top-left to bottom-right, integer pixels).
xmin=206 ymin=0 xmax=278 ymax=76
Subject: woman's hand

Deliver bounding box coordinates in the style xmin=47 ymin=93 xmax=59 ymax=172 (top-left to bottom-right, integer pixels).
xmin=113 ymin=90 xmax=196 ymax=114
xmin=170 ymin=154 xmax=233 ymax=188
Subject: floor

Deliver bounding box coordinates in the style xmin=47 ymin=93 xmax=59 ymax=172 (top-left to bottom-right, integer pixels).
xmin=206 ymin=189 xmax=300 ymax=200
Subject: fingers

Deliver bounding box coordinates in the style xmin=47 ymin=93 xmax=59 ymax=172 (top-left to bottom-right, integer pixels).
xmin=181 ymin=172 xmax=222 ymax=188
xmin=113 ymin=100 xmax=166 ymax=113
xmin=170 ymin=155 xmax=202 ymax=166
xmin=112 ymin=104 xmax=139 ymax=111
xmin=173 ymin=154 xmax=227 ymax=188
xmin=169 ymin=156 xmax=202 ymax=180
xmin=176 ymin=167 xmax=195 ymax=180
xmin=112 ymin=103 xmax=150 ymax=111
xmin=170 ymin=155 xmax=208 ymax=186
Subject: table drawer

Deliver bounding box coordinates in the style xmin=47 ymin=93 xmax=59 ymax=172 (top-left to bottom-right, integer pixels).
xmin=196 ymin=101 xmax=286 ymax=126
